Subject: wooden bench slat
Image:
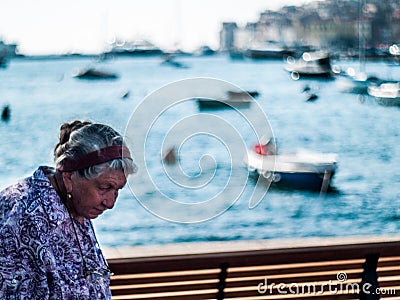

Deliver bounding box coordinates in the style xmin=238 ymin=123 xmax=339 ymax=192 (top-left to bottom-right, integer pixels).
xmin=111 ymin=268 xmax=220 ymax=280
xmin=111 ymin=275 xmax=219 ymax=286
xmin=379 ymin=256 xmax=400 ymax=262
xmin=228 ymin=258 xmax=365 ymax=273
xmin=110 ymin=269 xmax=220 ymax=286
xmin=110 ymin=279 xmax=219 ymax=295
xmin=225 ymin=276 xmax=363 ymax=290
xmin=228 ymin=265 xmax=364 ymax=280
xmin=111 ymin=288 xmax=218 ymax=300
xmin=378 ymin=265 xmax=400 ymax=272
xmin=227 ymin=267 xmax=363 ymax=280
xmin=113 ymin=294 xmax=217 ymax=300
xmin=377 ymin=277 xmax=400 ymax=287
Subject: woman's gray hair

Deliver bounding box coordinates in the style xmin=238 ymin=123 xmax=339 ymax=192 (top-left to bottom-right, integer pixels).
xmin=54 ymin=120 xmax=137 ymax=179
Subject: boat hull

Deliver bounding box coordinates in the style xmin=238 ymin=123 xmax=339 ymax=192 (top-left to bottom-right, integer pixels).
xmin=368 ymin=82 xmax=400 ymax=106
xmin=73 ymin=68 xmax=119 ymax=80
xmin=196 ymin=97 xmax=252 ymax=110
xmin=249 ymin=169 xmax=334 ymax=191
xmin=245 ymin=151 xmax=337 ymax=191
xmin=244 ymin=49 xmax=295 ymax=60
xmin=285 ymin=52 xmax=333 ymax=79
xmin=285 ymin=64 xmax=332 ymax=78
xmin=336 ymin=76 xmax=369 ymax=94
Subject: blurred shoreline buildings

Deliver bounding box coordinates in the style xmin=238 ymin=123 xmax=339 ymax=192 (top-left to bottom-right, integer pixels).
xmin=219 ymin=0 xmax=400 ymax=59
xmin=104 ymin=39 xmax=164 ymax=56
xmin=0 ymin=40 xmax=18 ymax=66
xmin=1 ymin=0 xmax=400 ymax=60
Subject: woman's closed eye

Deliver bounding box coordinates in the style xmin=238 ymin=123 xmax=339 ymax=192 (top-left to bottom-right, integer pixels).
xmin=98 ymin=185 xmax=115 ymax=192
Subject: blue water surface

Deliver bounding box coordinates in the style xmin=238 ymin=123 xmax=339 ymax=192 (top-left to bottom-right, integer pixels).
xmin=0 ymin=55 xmax=399 ymax=247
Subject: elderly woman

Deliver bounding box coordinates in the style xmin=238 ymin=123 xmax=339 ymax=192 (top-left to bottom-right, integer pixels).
xmin=0 ymin=120 xmax=136 ymax=299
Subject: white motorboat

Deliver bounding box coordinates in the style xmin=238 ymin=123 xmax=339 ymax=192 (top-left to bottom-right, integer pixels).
xmin=244 ymin=148 xmax=338 ymax=192
xmin=368 ymin=82 xmax=400 ymax=106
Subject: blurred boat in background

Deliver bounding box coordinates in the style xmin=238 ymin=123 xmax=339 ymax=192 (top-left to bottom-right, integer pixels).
xmin=73 ymin=67 xmax=119 ymax=80
xmin=196 ymin=97 xmax=252 ymax=110
xmin=1 ymin=105 xmax=11 ymax=122
xmin=105 ymin=39 xmax=163 ymax=57
xmin=161 ymin=54 xmax=189 ymax=69
xmin=336 ymin=71 xmax=382 ymax=94
xmin=228 ymin=90 xmax=260 ymax=99
xmin=245 ymin=146 xmax=338 ymax=192
xmin=0 ymin=40 xmax=18 ymax=68
xmin=196 ymin=90 xmax=257 ymax=110
xmin=0 ymin=54 xmax=7 ymax=68
xmin=285 ymin=51 xmax=333 ymax=79
xmin=368 ymin=82 xmax=400 ymax=106
xmin=244 ymin=42 xmax=295 ymax=60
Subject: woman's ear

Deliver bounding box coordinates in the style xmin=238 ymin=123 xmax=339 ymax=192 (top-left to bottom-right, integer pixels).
xmin=61 ymin=172 xmax=74 ymax=193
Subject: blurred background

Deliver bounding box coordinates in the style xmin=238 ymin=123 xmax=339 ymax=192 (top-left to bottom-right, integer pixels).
xmin=0 ymin=0 xmax=399 ymax=247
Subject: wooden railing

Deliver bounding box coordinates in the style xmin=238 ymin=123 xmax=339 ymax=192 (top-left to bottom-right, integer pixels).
xmin=105 ymin=236 xmax=400 ymax=300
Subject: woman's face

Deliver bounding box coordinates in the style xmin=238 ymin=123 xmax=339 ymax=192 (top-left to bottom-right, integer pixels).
xmin=63 ymin=170 xmax=127 ymax=221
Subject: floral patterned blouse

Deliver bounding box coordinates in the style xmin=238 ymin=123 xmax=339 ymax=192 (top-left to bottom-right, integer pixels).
xmin=0 ymin=166 xmax=112 ymax=299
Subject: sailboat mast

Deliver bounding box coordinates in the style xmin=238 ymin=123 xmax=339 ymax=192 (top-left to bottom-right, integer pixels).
xmin=174 ymin=0 xmax=183 ymax=51
xmin=358 ymin=0 xmax=366 ymax=73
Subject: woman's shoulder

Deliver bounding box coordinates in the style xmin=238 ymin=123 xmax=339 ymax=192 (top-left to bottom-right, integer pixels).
xmin=0 ymin=166 xmax=61 ymax=222
xmin=0 ymin=177 xmax=30 ymax=215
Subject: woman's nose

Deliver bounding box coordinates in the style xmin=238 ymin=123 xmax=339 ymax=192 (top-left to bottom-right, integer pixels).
xmin=103 ymin=192 xmax=118 ymax=209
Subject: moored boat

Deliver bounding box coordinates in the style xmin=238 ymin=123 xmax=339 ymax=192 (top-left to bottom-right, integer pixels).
xmin=196 ymin=97 xmax=252 ymax=110
xmin=244 ymin=147 xmax=338 ymax=192
xmin=73 ymin=67 xmax=119 ymax=80
xmin=285 ymin=51 xmax=333 ymax=79
xmin=335 ymin=65 xmax=382 ymax=94
xmin=243 ymin=41 xmax=295 ymax=60
xmin=196 ymin=90 xmax=255 ymax=110
xmin=160 ymin=54 xmax=189 ymax=69
xmin=244 ymin=46 xmax=295 ymax=60
xmin=336 ymin=72 xmax=380 ymax=94
xmin=368 ymin=82 xmax=400 ymax=106
xmin=227 ymin=90 xmax=260 ymax=99
xmin=105 ymin=39 xmax=163 ymax=57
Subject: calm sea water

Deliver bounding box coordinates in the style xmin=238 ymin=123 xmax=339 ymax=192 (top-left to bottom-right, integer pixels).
xmin=0 ymin=55 xmax=399 ymax=247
